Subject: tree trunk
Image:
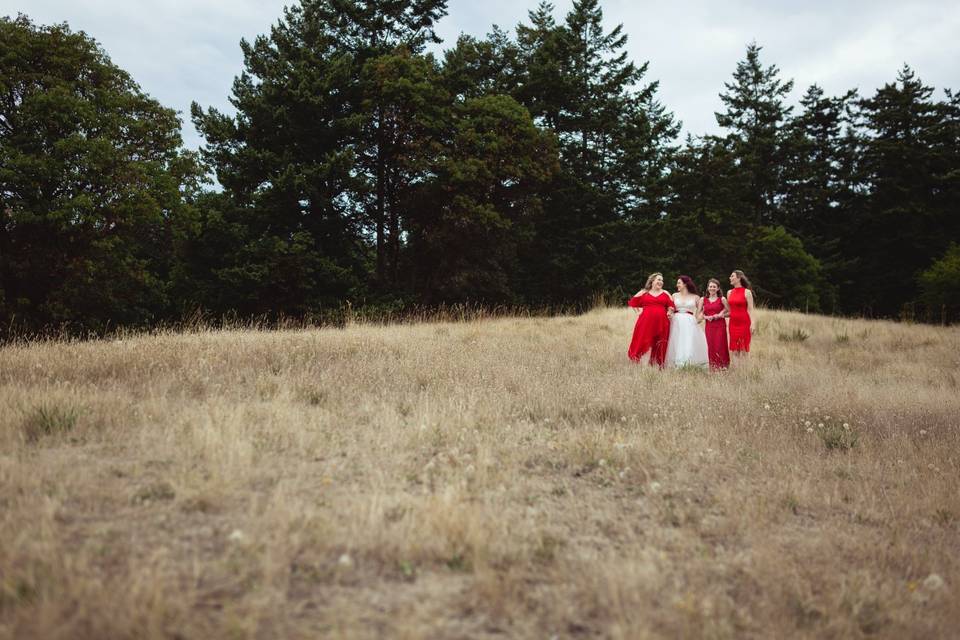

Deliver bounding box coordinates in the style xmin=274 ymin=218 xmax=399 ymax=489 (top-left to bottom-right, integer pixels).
xmin=387 ymin=170 xmax=399 ymax=287
xmin=375 ymin=107 xmax=386 ymax=287
xmin=0 ymin=208 xmax=16 ymax=317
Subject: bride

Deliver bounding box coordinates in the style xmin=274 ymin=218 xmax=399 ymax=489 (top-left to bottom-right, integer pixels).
xmin=665 ymin=275 xmax=709 ymax=368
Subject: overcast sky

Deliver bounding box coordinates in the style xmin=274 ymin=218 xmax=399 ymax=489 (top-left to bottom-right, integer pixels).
xmin=6 ymin=0 xmax=959 ymax=150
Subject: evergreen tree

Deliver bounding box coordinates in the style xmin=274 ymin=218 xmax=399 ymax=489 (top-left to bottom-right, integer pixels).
xmin=515 ymin=2 xmax=564 ymax=130
xmin=781 ymin=85 xmax=859 ymax=311
xmin=405 ymin=95 xmax=557 ymax=302
xmin=190 ymin=0 xmax=449 ymax=311
xmin=190 ymin=2 xmax=369 ymax=315
xmin=715 ymin=43 xmax=794 ymax=227
xmin=512 ymin=0 xmax=678 ymax=302
xmin=854 ymin=66 xmax=955 ymax=315
xmin=665 ymin=135 xmax=747 ymax=278
xmin=361 ymin=48 xmax=447 ymax=288
xmin=441 ymin=27 xmax=521 ymax=100
xmin=321 ymin=0 xmax=450 ymax=287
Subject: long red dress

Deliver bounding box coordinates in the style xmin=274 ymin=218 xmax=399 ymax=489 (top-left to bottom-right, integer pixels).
xmin=727 ymin=287 xmax=751 ymax=353
xmin=627 ymin=292 xmax=675 ymax=367
xmin=702 ymin=296 xmax=730 ymax=369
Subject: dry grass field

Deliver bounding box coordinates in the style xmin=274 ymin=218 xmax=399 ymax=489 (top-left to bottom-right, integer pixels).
xmin=1 ymin=306 xmax=958 ymax=639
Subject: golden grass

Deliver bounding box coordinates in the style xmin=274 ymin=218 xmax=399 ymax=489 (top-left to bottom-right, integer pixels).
xmin=1 ymin=307 xmax=958 ymax=639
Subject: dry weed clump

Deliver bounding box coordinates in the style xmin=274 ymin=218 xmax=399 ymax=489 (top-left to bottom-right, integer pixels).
xmin=1 ymin=307 xmax=959 ymax=639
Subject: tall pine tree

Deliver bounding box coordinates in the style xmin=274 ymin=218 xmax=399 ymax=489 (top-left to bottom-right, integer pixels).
xmin=716 ymin=43 xmax=794 ymax=227
xmin=190 ymin=0 xmax=449 ymax=313
xmin=512 ymin=0 xmax=678 ymax=302
xmin=854 ymin=66 xmax=954 ymax=315
xmin=781 ymin=85 xmax=859 ymax=310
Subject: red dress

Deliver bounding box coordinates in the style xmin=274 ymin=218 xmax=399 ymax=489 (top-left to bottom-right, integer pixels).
xmin=727 ymin=287 xmax=751 ymax=352
xmin=627 ymin=292 xmax=675 ymax=367
xmin=702 ymin=296 xmax=730 ymax=369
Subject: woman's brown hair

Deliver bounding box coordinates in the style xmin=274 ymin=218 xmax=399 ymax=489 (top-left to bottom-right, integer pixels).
xmin=706 ymin=278 xmax=724 ymax=298
xmin=733 ymin=270 xmax=752 ymax=290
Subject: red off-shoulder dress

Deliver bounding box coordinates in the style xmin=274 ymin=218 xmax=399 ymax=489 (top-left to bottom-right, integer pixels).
xmin=627 ymin=292 xmax=675 ymax=367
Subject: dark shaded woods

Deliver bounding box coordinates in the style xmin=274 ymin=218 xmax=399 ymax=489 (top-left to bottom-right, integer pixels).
xmin=2 ymin=1 xmax=958 ymax=338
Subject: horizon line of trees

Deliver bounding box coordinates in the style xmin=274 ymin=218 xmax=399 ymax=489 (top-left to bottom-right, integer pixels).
xmin=2 ymin=1 xmax=959 ymax=336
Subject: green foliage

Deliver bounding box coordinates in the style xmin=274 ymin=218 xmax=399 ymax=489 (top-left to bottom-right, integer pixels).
xmin=778 ymin=328 xmax=810 ymax=343
xmin=131 ymin=481 xmax=176 ymax=504
xmin=851 ymin=67 xmax=959 ymax=315
xmin=4 ymin=6 xmax=960 ymax=329
xmin=21 ymin=403 xmax=80 ymax=443
xmin=747 ymin=226 xmax=824 ymax=311
xmin=510 ymin=0 xmax=679 ymax=303
xmin=920 ymin=244 xmax=960 ymax=316
xmin=407 ymin=94 xmax=557 ymax=302
xmin=715 ymin=43 xmax=794 ymax=226
xmin=0 ymin=15 xmax=202 ymax=333
xmin=819 ymin=422 xmax=858 ymax=451
xmin=781 ymin=85 xmax=860 ymax=312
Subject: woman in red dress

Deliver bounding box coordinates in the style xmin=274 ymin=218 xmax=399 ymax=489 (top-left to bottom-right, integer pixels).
xmin=627 ymin=272 xmax=676 ymax=367
xmin=727 ymin=270 xmax=755 ymax=355
xmin=700 ymin=278 xmax=730 ymax=369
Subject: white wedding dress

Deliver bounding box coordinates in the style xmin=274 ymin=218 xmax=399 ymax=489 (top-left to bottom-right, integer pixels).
xmin=665 ymin=295 xmax=709 ymax=368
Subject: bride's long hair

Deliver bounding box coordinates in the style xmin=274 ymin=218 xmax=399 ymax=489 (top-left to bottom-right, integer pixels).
xmin=642 ymin=272 xmax=663 ymax=293
xmin=678 ymin=275 xmax=699 ymax=295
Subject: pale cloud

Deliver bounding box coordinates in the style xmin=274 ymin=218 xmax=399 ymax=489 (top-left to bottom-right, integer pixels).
xmin=4 ymin=0 xmax=958 ymax=150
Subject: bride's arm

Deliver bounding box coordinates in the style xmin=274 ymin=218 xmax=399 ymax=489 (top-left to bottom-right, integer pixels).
xmin=695 ymin=296 xmax=705 ymax=322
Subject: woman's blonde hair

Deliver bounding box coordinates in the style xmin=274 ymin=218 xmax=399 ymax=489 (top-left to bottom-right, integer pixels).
xmin=642 ymin=272 xmax=663 ymax=293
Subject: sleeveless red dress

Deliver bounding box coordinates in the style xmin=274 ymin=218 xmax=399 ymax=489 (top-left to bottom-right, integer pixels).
xmin=627 ymin=292 xmax=675 ymax=367
xmin=702 ymin=296 xmax=730 ymax=369
xmin=727 ymin=287 xmax=751 ymax=352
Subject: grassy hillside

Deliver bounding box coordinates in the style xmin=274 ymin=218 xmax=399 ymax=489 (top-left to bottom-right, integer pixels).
xmin=1 ymin=308 xmax=958 ymax=639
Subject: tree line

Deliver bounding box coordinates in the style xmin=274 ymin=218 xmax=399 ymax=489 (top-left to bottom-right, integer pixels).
xmin=2 ymin=1 xmax=959 ymax=335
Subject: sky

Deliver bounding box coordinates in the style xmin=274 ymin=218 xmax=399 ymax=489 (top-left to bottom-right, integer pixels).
xmin=5 ymin=0 xmax=959 ymax=150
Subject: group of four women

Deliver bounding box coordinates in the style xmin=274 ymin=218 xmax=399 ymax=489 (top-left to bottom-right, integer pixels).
xmin=627 ymin=270 xmax=755 ymax=369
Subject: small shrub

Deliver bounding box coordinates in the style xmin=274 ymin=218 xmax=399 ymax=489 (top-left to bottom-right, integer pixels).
xmin=20 ymin=404 xmax=80 ymax=443
xmin=533 ymin=533 xmax=565 ymax=564
xmin=819 ymin=423 xmax=858 ymax=451
xmin=445 ymin=552 xmax=471 ymax=572
xmin=782 ymin=494 xmax=800 ymax=515
xmin=180 ymin=496 xmax=216 ymax=514
xmin=0 ymin=577 xmax=38 ymax=610
xmin=676 ymin=363 xmax=709 ymax=374
xmin=934 ymin=509 xmax=953 ymax=526
xmin=778 ymin=328 xmax=810 ymax=343
xmin=397 ymin=560 xmax=416 ymax=580
xmin=132 ymin=481 xmax=176 ymax=504
xmin=302 ymin=388 xmax=327 ymax=406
